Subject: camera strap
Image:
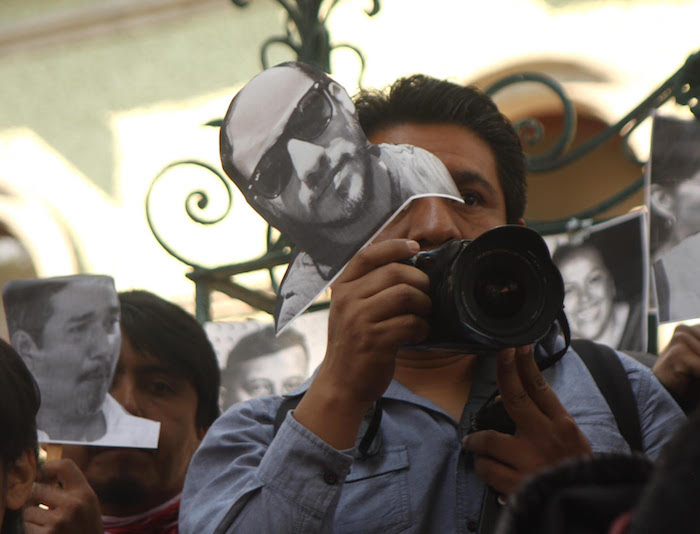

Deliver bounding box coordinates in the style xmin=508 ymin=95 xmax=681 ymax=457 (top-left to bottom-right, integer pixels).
xmin=536 ymin=309 xmax=572 ymax=371
xmin=273 ymin=395 xmax=383 ymax=459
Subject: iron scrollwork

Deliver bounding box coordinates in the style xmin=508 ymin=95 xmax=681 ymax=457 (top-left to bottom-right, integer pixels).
xmin=145 ymin=159 xmax=234 ymax=270
xmin=232 ymin=0 xmax=381 ymax=85
xmin=486 ymin=50 xmax=700 ymax=234
xmin=147 ymin=1 xmax=382 ymax=320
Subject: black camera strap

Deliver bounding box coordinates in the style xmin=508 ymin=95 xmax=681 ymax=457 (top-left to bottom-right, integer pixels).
xmin=273 ymin=395 xmax=383 ymax=459
xmin=536 ymin=309 xmax=572 ymax=371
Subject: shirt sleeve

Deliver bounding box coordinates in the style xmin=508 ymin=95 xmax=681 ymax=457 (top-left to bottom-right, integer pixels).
xmin=617 ymin=351 xmax=687 ymax=459
xmin=179 ymin=396 xmax=354 ymax=534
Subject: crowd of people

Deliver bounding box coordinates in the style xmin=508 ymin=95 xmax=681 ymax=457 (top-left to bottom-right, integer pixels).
xmin=2 ymin=63 xmax=700 ymax=534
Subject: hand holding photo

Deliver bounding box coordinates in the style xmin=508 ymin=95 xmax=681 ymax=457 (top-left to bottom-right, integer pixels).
xmin=219 ymin=62 xmax=462 ymax=331
xmin=2 ymin=275 xmax=160 ymax=448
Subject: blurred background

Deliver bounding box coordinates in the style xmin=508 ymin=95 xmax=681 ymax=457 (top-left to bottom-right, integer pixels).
xmin=1 ymin=0 xmax=698 ymax=345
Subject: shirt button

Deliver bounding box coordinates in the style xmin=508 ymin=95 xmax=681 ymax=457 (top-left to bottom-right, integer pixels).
xmin=467 ymin=520 xmax=478 ymax=532
xmin=323 ymin=472 xmax=338 ymax=485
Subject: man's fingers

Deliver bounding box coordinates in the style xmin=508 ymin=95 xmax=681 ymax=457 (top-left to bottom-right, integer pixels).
xmin=37 ymin=459 xmax=86 ymax=490
xmin=462 ymin=430 xmax=517 ymax=469
xmin=472 ymin=456 xmax=520 ymax=497
xmin=23 ymin=502 xmax=54 ymax=526
xmin=669 ymin=325 xmax=700 ymax=358
xmin=335 ymin=239 xmax=420 ymax=284
xmin=513 ymin=345 xmax=568 ymax=420
xmin=496 ymin=348 xmax=545 ymax=428
xmin=337 ymin=261 xmax=430 ymax=303
xmin=463 ymin=431 xmax=521 ymax=496
xmin=369 ymin=314 xmax=432 ymax=348
xmin=364 ymin=283 xmax=432 ymax=324
xmin=673 ymin=323 xmax=700 ymax=344
xmin=27 ymin=482 xmax=63 ymax=508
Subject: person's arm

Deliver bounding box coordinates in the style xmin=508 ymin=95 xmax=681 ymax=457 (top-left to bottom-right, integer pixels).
xmin=23 ymin=459 xmax=104 ymax=534
xmin=652 ymin=323 xmax=700 ymax=413
xmin=180 ymin=397 xmax=355 ymax=534
xmin=294 ymin=238 xmax=430 ymax=449
xmin=618 ymin=351 xmax=687 ymax=458
xmin=462 ymin=346 xmax=593 ymax=497
xmin=180 ymin=238 xmax=432 ymax=534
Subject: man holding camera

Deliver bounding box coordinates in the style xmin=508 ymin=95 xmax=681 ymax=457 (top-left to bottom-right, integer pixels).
xmin=180 ymin=72 xmax=685 ymax=534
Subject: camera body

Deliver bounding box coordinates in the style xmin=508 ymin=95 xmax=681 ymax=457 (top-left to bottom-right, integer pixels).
xmin=405 ymin=225 xmax=564 ymax=352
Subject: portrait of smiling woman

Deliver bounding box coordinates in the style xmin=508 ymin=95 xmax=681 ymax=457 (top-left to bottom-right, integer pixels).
xmin=550 ymin=211 xmax=648 ymax=352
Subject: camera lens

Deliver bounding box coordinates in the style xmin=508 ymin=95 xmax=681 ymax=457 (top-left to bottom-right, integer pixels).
xmin=474 ymin=269 xmax=525 ymax=319
xmin=413 ymin=226 xmax=565 ymax=351
xmin=455 ymin=246 xmax=546 ymax=339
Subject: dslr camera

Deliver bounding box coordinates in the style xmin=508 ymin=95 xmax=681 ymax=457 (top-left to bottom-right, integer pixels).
xmin=404 ymin=225 xmax=564 ymax=352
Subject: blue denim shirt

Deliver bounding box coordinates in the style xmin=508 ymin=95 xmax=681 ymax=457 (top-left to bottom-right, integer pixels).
xmin=180 ymin=346 xmax=684 ymax=534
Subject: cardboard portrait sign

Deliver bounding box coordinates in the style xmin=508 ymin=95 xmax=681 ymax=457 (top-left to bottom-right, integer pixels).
xmin=219 ymin=62 xmax=462 ymax=332
xmin=544 ymin=211 xmax=648 ymax=352
xmin=3 ymin=275 xmax=160 ymax=447
xmin=648 ymin=114 xmax=700 ymax=323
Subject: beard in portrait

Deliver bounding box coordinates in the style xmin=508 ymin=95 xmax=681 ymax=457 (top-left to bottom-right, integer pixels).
xmin=219 ymin=61 xmax=460 ymax=330
xmin=2 ymin=275 xmax=159 ymax=447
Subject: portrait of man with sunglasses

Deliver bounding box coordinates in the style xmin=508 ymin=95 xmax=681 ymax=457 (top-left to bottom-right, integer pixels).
xmin=220 ymin=62 xmax=460 ymax=327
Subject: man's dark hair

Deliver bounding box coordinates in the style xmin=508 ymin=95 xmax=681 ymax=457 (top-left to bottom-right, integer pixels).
xmin=118 ymin=290 xmax=220 ymax=430
xmin=354 ymin=74 xmax=527 ymax=223
xmin=224 ymin=325 xmax=308 ymax=370
xmin=2 ymin=278 xmax=69 ymax=348
xmin=650 ymin=115 xmax=700 ymax=189
xmin=0 ymin=338 xmax=40 ymax=534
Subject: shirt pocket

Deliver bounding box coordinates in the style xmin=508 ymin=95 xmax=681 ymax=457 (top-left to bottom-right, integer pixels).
xmin=335 ymin=445 xmax=411 ymax=534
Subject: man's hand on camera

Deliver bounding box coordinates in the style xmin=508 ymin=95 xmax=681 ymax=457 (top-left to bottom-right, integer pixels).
xmin=462 ymin=345 xmax=592 ymax=497
xmin=653 ymin=323 xmax=700 ymax=413
xmin=293 ymin=238 xmax=431 ymax=449
xmin=24 ymin=459 xmax=103 ymax=534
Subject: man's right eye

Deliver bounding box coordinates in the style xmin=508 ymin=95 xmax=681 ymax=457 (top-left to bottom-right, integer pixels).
xmin=68 ymin=323 xmax=88 ymax=335
xmin=243 ymin=379 xmax=274 ymax=398
xmin=462 ymin=192 xmax=484 ymax=207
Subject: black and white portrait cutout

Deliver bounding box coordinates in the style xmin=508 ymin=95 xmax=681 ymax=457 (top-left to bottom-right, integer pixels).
xmin=2 ymin=275 xmax=160 ymax=447
xmin=220 ymin=61 xmax=461 ymax=331
xmin=648 ymin=115 xmax=700 ymax=323
xmin=545 ymin=211 xmax=648 ymax=352
xmin=205 ymin=310 xmax=328 ymax=411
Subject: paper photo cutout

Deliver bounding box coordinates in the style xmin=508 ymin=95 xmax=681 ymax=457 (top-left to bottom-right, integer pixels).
xmin=544 ymin=211 xmax=648 ymax=352
xmin=2 ymin=275 xmax=160 ymax=448
xmin=648 ymin=115 xmax=700 ymax=323
xmin=205 ymin=309 xmax=328 ymax=412
xmin=220 ymin=61 xmax=462 ymax=332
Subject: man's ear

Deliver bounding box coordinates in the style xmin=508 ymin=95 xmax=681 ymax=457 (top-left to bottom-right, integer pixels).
xmin=10 ymin=330 xmax=39 ymax=371
xmin=516 ymin=217 xmax=526 ymax=227
xmin=5 ymin=448 xmax=36 ymax=511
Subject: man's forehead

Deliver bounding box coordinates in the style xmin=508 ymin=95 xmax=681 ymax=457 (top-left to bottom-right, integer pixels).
xmin=50 ymin=280 xmax=118 ymax=314
xmin=228 ymin=66 xmax=317 ymax=177
xmin=119 ymin=345 xmax=188 ymax=379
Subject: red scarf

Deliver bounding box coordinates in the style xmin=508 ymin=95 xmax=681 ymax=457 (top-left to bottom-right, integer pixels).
xmin=102 ymin=497 xmax=180 ymax=534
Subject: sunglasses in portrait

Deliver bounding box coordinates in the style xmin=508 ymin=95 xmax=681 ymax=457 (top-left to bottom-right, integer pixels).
xmin=248 ymin=80 xmax=334 ymax=199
